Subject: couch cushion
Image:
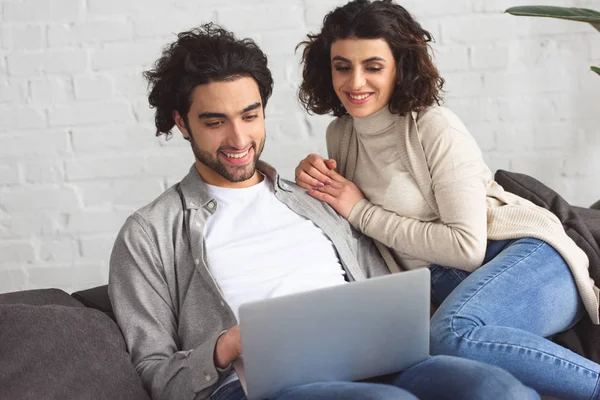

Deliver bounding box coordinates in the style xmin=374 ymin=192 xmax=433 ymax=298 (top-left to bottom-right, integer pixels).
xmin=0 ymin=303 xmax=149 ymax=400
xmin=72 ymin=284 xmax=115 ymax=321
xmin=0 ymin=288 xmax=84 ymax=308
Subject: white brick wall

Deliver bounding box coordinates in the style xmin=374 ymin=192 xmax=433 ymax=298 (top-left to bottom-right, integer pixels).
xmin=1 ymin=0 xmax=599 ymax=293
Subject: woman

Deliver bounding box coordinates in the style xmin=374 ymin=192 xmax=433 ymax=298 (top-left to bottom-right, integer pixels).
xmin=295 ymin=0 xmax=600 ymax=398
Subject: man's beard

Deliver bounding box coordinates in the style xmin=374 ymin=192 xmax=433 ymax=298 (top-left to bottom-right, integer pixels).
xmin=188 ymin=133 xmax=265 ymax=183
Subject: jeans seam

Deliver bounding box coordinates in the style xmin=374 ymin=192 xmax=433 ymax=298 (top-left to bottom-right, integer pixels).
xmin=591 ymin=373 xmax=600 ymax=400
xmin=447 ymin=240 xmax=600 ymax=376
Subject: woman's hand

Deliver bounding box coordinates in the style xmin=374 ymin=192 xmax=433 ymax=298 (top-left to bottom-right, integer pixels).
xmin=295 ymin=154 xmax=337 ymax=190
xmin=308 ymin=170 xmax=365 ymax=219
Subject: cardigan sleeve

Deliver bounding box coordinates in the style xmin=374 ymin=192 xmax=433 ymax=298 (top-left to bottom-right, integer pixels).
xmin=348 ymin=108 xmax=490 ymax=271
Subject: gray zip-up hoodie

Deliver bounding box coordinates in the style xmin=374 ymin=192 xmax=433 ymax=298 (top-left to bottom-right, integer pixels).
xmin=108 ymin=161 xmax=391 ymax=400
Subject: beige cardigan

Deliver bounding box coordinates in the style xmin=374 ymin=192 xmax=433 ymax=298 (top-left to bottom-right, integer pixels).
xmin=326 ymin=106 xmax=600 ymax=324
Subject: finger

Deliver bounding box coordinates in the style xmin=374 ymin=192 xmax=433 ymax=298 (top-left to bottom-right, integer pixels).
xmin=316 ymin=184 xmax=342 ymax=197
xmin=325 ymin=159 xmax=337 ymax=170
xmin=306 ymin=154 xmax=334 ymax=176
xmin=295 ymin=169 xmax=324 ymax=189
xmin=308 ymin=188 xmax=337 ymax=205
xmin=328 ymin=169 xmax=348 ymax=183
xmin=305 ymin=165 xmax=333 ymax=185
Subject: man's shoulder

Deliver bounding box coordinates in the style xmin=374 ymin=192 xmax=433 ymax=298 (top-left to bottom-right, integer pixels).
xmin=127 ymin=183 xmax=184 ymax=230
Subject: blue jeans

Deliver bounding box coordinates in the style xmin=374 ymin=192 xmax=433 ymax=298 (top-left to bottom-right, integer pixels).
xmin=211 ymin=354 xmax=538 ymax=400
xmin=430 ymin=237 xmax=600 ymax=399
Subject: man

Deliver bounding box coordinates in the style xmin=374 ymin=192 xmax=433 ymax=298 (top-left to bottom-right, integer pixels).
xmin=108 ymin=23 xmax=538 ymax=400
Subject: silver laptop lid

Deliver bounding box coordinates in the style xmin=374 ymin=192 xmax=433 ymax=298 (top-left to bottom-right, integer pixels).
xmin=239 ymin=268 xmax=430 ymax=400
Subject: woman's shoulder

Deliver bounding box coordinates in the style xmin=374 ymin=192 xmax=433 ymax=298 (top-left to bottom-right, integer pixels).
xmin=415 ymin=105 xmax=468 ymax=135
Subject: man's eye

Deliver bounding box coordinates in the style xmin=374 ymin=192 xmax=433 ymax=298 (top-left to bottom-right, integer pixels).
xmin=205 ymin=121 xmax=222 ymax=128
xmin=244 ymin=114 xmax=258 ymax=121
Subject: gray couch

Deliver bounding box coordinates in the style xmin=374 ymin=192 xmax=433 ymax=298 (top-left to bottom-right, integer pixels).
xmin=1 ymin=170 xmax=599 ymax=399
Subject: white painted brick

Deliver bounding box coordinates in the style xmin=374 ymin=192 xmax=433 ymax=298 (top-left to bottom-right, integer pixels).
xmin=306 ymin=114 xmax=335 ymax=140
xmin=88 ymin=0 xmax=171 ymax=16
xmin=0 ymin=241 xmax=35 ymax=263
xmin=7 ymin=50 xmax=87 ymax=76
xmin=48 ymin=101 xmax=133 ymax=126
xmin=261 ymin=30 xmax=308 ymax=56
xmin=0 ymin=212 xmax=65 ymax=238
xmin=564 ymin=144 xmax=600 ymax=177
xmin=113 ymin=72 xmax=147 ymax=97
xmin=266 ymin=113 xmax=310 ymax=141
xmin=265 ymin=86 xmax=303 ymax=116
xmin=27 ymin=265 xmax=107 ymax=292
xmin=29 ymin=77 xmax=73 ymax=103
xmin=0 ymin=106 xmax=46 ymax=130
xmin=403 ymin=0 xmax=472 ymax=17
xmin=442 ymin=72 xmax=485 ymax=98
xmin=91 ymin=42 xmax=162 ymax=71
xmin=79 ymin=235 xmax=116 ymax=261
xmin=76 ymin=179 xmax=163 ymax=207
xmin=512 ymin=155 xmax=568 ymax=185
xmin=461 ymin=122 xmax=496 ymax=151
xmin=38 ymin=237 xmax=79 ymax=262
xmin=47 ymin=20 xmax=132 ymax=47
xmin=432 ymin=44 xmax=469 ymax=72
xmin=133 ymin=98 xmax=155 ymax=124
xmin=483 ymin=68 xmax=575 ymax=97
xmin=133 ymin=10 xmax=214 ymax=38
xmin=0 ymin=186 xmax=79 ymax=212
xmin=73 ymin=74 xmax=114 ymax=100
xmin=218 ymin=4 xmax=305 ymax=32
xmin=303 ymin=0 xmax=354 ymax=29
xmin=0 ymin=164 xmax=20 ymax=185
xmin=1 ymin=24 xmax=44 ymax=50
xmin=23 ymin=158 xmax=64 ymax=183
xmin=470 ymin=43 xmax=509 ymax=70
xmin=441 ymin=16 xmax=521 ymax=44
xmin=511 ymin=37 xmax=590 ymax=70
xmin=495 ymin=123 xmax=539 ymax=151
xmin=0 ymin=79 xmax=27 ymax=103
xmin=494 ymin=96 xmax=557 ymax=122
xmin=71 ymin=123 xmax=159 ymax=153
xmin=144 ymin=154 xmax=193 ymax=177
xmin=65 ymin=155 xmax=146 ymax=180
xmin=65 ymin=210 xmax=131 ymax=234
xmin=0 ymin=131 xmax=69 ymax=157
xmin=445 ymin=97 xmax=503 ymax=122
xmin=3 ymin=0 xmax=82 ymax=22
xmin=0 ymin=269 xmax=28 ymax=293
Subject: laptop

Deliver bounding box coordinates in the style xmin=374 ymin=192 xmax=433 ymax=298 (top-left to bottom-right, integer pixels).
xmin=236 ymin=268 xmax=430 ymax=400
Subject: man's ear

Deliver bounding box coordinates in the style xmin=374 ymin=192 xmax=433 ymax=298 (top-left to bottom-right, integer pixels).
xmin=172 ymin=111 xmax=190 ymax=140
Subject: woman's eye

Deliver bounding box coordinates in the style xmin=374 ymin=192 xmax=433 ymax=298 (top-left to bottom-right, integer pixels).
xmin=334 ymin=66 xmax=351 ymax=72
xmin=367 ymin=67 xmax=383 ymax=72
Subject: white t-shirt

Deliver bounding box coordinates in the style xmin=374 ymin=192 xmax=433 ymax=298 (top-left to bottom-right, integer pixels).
xmin=205 ymin=176 xmax=347 ymax=391
xmin=204 ymin=176 xmax=347 ymax=321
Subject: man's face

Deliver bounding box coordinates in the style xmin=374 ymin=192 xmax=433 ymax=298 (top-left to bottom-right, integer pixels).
xmin=174 ymin=77 xmax=266 ymax=188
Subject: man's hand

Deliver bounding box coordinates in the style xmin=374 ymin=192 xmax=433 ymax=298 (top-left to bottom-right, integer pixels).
xmin=308 ymin=169 xmax=365 ymax=219
xmin=214 ymin=325 xmax=243 ymax=369
xmin=295 ymin=154 xmax=337 ymax=190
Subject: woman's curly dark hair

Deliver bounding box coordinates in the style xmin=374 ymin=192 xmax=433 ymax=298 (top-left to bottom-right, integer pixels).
xmin=297 ymin=0 xmax=444 ymax=117
xmin=144 ymin=23 xmax=274 ymax=137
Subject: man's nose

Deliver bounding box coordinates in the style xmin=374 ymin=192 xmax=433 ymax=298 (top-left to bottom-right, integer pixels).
xmin=226 ymin=122 xmax=247 ymax=149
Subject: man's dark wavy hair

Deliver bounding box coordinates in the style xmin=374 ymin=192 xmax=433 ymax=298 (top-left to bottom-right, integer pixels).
xmin=144 ymin=23 xmax=274 ymax=137
xmin=297 ymin=0 xmax=444 ymax=117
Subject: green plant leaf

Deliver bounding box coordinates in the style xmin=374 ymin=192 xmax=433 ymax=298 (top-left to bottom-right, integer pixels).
xmin=592 ymin=66 xmax=600 ymax=76
xmin=505 ymin=6 xmax=600 ymax=31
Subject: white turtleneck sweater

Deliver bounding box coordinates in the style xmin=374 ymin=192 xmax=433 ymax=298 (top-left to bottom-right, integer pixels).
xmin=325 ymin=105 xmax=600 ymax=324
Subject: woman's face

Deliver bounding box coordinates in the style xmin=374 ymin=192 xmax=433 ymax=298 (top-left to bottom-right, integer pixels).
xmin=330 ymin=37 xmax=397 ymax=119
